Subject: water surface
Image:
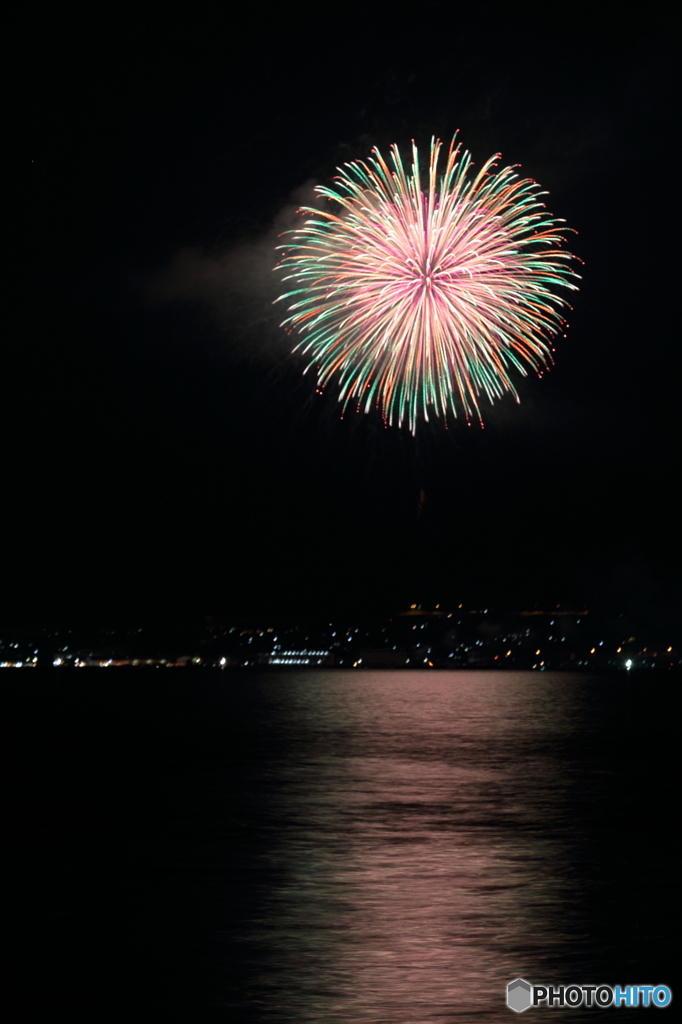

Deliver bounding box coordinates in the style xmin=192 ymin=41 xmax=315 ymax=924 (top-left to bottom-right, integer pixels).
xmin=10 ymin=670 xmax=677 ymax=1020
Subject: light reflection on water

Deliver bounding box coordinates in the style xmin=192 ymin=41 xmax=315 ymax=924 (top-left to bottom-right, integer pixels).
xmin=192 ymin=670 xmax=672 ymax=1021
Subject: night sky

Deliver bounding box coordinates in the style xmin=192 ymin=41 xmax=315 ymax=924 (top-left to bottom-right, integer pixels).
xmin=8 ymin=8 xmax=679 ymax=629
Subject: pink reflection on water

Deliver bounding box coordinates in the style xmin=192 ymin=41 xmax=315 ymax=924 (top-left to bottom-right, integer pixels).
xmin=325 ymin=672 xmax=587 ymax=1022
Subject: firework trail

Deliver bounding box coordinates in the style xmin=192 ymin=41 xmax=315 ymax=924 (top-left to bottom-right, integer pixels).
xmin=275 ymin=136 xmax=580 ymax=433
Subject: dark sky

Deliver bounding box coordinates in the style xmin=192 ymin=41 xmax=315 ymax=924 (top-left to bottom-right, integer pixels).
xmin=7 ymin=8 xmax=680 ymax=627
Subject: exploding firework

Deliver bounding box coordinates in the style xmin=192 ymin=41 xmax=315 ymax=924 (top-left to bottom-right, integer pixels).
xmin=275 ymin=136 xmax=580 ymax=433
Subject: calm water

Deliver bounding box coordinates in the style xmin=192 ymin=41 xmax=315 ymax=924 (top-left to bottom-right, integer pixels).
xmin=9 ymin=670 xmax=678 ymax=1020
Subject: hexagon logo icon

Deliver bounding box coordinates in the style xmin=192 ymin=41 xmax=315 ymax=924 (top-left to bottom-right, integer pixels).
xmin=507 ymin=978 xmax=532 ymax=1013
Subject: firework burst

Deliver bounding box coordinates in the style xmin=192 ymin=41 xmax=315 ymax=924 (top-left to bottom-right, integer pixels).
xmin=275 ymin=136 xmax=580 ymax=433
